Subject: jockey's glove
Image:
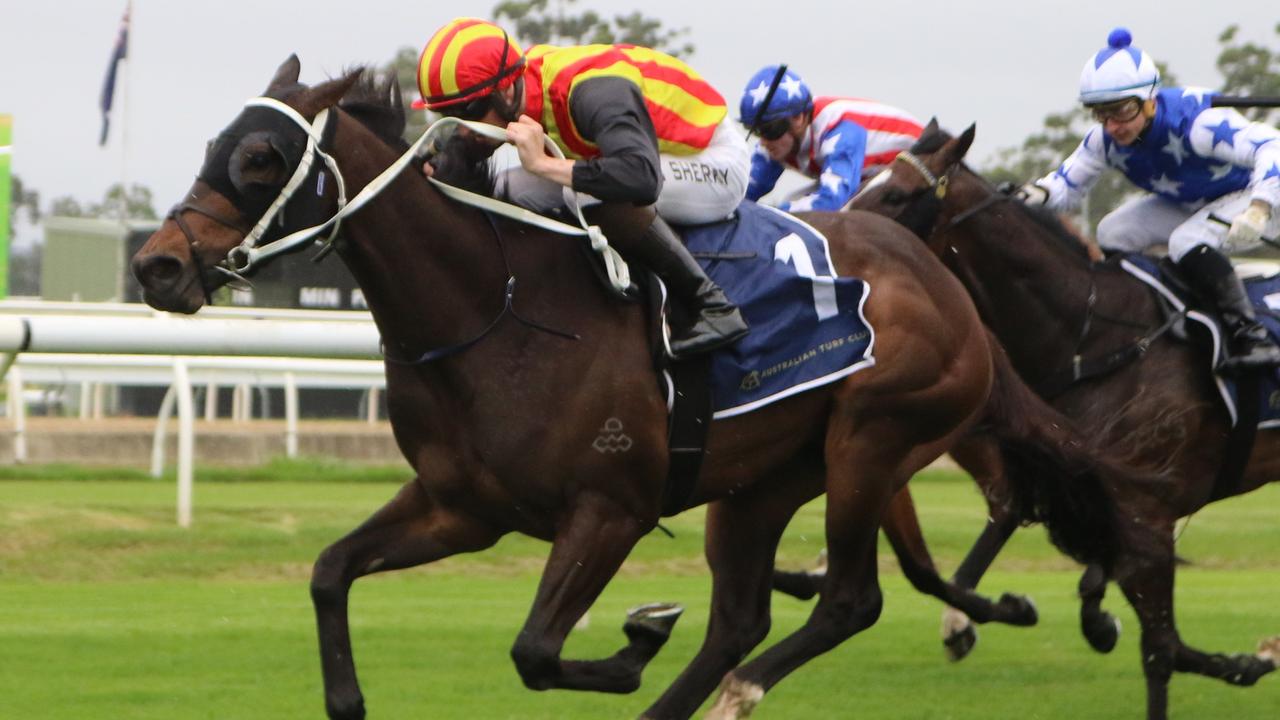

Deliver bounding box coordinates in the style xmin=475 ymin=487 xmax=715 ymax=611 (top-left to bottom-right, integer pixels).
xmin=1228 ymin=201 xmax=1273 ymax=247
xmin=1014 ymin=182 xmax=1049 ymax=207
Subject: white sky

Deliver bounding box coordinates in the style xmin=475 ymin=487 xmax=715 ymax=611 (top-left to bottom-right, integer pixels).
xmin=3 ymin=0 xmax=1276 ymax=245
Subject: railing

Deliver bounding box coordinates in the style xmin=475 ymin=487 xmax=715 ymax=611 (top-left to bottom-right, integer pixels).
xmin=0 ymin=302 xmax=386 ymax=527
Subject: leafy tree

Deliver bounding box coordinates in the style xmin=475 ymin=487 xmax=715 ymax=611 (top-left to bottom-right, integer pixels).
xmin=9 ymin=174 xmax=40 ymax=237
xmin=1216 ymin=23 xmax=1280 ymax=124
xmin=492 ymin=0 xmax=693 ymax=56
xmin=48 ymin=183 xmax=157 ymax=220
xmin=95 ymin=183 xmax=158 ymax=220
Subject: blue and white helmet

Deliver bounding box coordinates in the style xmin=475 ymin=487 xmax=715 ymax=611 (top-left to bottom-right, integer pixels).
xmin=1078 ymin=28 xmax=1160 ymax=105
xmin=739 ymin=65 xmax=813 ymax=127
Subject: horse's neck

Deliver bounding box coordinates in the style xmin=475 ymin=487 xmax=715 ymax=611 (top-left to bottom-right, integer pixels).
xmin=327 ymin=129 xmax=509 ymax=357
xmin=950 ymin=205 xmax=1148 ymax=382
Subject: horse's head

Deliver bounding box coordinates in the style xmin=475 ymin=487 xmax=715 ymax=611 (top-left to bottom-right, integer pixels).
xmin=131 ymin=56 xmax=402 ymax=313
xmin=849 ymin=118 xmax=976 ymax=256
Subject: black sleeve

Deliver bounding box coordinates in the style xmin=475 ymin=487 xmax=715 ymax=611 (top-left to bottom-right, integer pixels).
xmin=567 ymin=76 xmax=663 ymax=205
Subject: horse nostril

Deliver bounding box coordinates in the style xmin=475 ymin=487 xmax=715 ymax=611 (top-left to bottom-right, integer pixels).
xmin=132 ymin=254 xmax=185 ymax=288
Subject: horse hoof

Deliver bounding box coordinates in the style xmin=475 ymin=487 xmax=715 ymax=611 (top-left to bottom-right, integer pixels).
xmin=997 ymin=593 xmax=1039 ymax=626
xmin=325 ymin=694 xmax=366 ymax=720
xmin=1082 ymin=612 xmax=1121 ymax=654
xmin=943 ymin=623 xmax=978 ymax=662
xmin=624 ymin=602 xmax=684 ymax=643
xmin=705 ymin=675 xmax=764 ymax=719
xmin=1258 ymin=635 xmax=1280 ymax=667
xmin=1225 ymin=653 xmax=1277 ymax=686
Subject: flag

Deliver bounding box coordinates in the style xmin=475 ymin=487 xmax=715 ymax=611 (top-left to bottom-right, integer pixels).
xmin=99 ymin=3 xmax=130 ymax=146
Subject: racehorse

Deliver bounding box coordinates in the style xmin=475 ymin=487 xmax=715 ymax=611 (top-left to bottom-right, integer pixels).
xmin=131 ymin=58 xmax=1142 ymax=719
xmin=846 ymin=120 xmax=1280 ymax=720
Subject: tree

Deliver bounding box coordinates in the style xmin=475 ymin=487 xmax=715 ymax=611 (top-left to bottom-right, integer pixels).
xmin=47 ymin=183 xmax=157 ymax=220
xmin=492 ymin=0 xmax=693 ymax=56
xmin=9 ymin=174 xmax=40 ymax=235
xmin=1216 ymin=23 xmax=1280 ymax=124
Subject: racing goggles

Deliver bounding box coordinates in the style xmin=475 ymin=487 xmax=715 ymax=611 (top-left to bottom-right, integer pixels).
xmin=755 ymin=117 xmax=791 ymax=141
xmin=1088 ymin=98 xmax=1144 ymax=124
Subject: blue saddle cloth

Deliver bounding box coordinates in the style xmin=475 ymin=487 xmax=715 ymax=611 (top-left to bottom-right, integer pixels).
xmin=678 ymin=202 xmax=874 ymax=418
xmin=1120 ymin=254 xmax=1280 ymax=428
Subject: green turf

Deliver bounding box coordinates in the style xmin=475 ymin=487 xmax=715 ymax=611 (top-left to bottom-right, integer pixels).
xmin=0 ymin=466 xmax=1276 ymax=718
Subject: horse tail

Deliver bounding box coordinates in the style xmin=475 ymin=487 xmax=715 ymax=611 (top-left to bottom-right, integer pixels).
xmin=980 ymin=331 xmax=1163 ymax=571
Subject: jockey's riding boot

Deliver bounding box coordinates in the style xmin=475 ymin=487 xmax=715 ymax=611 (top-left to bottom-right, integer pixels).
xmin=633 ymin=215 xmax=750 ymax=356
xmin=1178 ymin=244 xmax=1280 ymax=371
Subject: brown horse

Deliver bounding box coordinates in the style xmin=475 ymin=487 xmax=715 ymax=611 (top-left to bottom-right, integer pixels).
xmin=847 ymin=120 xmax=1280 ymax=720
xmin=131 ymin=59 xmax=1138 ymax=719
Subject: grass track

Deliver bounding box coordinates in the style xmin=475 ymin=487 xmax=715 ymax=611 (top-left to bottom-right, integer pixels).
xmin=1 ymin=467 xmax=1276 ymax=718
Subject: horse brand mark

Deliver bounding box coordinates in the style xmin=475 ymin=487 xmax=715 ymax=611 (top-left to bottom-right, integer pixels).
xmin=740 ymin=371 xmax=761 ymax=391
xmin=592 ymin=417 xmax=633 ymax=453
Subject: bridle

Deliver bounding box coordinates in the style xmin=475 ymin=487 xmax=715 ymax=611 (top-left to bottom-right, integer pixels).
xmin=167 ymin=97 xmax=350 ymax=294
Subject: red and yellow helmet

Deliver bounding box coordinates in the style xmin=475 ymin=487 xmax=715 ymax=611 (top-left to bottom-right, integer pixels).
xmin=414 ymin=18 xmax=525 ymax=111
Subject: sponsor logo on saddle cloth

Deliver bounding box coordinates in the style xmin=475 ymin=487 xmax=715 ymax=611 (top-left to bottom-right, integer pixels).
xmin=677 ymin=201 xmax=875 ymax=418
xmin=1122 ymin=254 xmax=1280 ymax=428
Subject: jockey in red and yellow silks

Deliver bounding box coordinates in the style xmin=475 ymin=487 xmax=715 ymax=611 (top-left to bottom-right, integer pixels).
xmin=415 ymin=17 xmax=749 ymax=357
xmin=521 ymin=43 xmax=727 ymax=161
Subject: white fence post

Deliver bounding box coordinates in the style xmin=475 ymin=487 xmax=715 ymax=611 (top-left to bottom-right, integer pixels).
xmin=7 ymin=366 xmax=26 ymax=464
xmin=174 ymin=360 xmax=195 ymax=528
xmin=284 ymin=371 xmax=298 ymax=458
xmin=204 ymin=382 xmax=217 ymax=421
xmin=151 ymin=385 xmax=176 ymax=478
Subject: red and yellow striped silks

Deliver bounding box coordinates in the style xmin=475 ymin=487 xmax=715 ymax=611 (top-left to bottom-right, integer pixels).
xmin=523 ymin=44 xmax=727 ymax=159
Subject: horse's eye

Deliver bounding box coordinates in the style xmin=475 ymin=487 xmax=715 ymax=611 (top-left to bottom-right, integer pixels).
xmin=247 ymin=151 xmax=273 ymax=169
xmin=883 ymin=189 xmax=908 ymax=205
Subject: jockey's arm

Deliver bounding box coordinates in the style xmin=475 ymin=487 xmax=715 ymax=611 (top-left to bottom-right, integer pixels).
xmin=566 ymin=77 xmax=663 ymax=204
xmin=1033 ymin=126 xmax=1109 ymax=211
xmin=1188 ymin=106 xmax=1280 ymax=212
xmin=747 ymin=149 xmax=784 ymax=202
xmin=783 ymin=120 xmax=866 ymax=212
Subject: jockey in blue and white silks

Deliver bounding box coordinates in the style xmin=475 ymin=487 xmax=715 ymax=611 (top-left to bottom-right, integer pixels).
xmin=1020 ymin=27 xmax=1280 ymax=370
xmin=738 ymin=66 xmax=923 ymax=212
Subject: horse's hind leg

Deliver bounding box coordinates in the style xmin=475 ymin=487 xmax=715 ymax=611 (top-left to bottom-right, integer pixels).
xmin=312 ymin=478 xmax=503 ymax=720
xmin=1114 ymin=530 xmax=1276 ymax=720
xmin=508 ymin=492 xmax=664 ymax=694
xmin=641 ymin=465 xmax=821 ymax=720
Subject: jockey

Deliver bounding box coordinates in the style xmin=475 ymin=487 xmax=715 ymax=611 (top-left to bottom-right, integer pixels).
xmin=415 ymin=17 xmax=748 ymax=357
xmin=1019 ymin=28 xmax=1280 ymax=370
xmin=738 ymin=65 xmax=924 ymax=212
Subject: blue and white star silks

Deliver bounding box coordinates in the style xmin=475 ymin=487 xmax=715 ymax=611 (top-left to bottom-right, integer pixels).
xmin=747 ymin=97 xmax=924 ymax=211
xmin=1036 ymin=86 xmax=1280 ymax=210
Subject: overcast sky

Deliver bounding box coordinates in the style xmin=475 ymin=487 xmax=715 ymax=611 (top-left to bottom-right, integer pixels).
xmin=3 ymin=0 xmax=1276 ymax=245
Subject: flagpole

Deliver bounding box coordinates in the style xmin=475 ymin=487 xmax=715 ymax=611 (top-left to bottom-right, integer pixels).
xmin=119 ymin=0 xmax=132 ymax=221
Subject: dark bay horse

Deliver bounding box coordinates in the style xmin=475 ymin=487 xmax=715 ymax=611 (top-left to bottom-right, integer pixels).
xmin=132 ymin=59 xmax=1139 ymax=719
xmin=847 ymin=120 xmax=1280 ymax=720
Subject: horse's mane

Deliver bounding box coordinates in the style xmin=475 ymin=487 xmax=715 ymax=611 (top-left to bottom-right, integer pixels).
xmin=336 ymin=68 xmax=409 ymax=152
xmin=1018 ymin=202 xmax=1092 ymax=264
xmin=330 ymin=67 xmax=496 ymax=197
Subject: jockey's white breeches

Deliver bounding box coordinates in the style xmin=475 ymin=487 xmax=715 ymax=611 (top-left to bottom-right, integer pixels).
xmin=1097 ymin=189 xmax=1280 ymax=261
xmin=493 ymin=118 xmax=750 ymax=226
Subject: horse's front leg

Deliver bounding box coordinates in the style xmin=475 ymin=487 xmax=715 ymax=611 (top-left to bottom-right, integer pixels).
xmin=311 ymin=478 xmax=503 ymax=720
xmin=509 ymin=491 xmax=669 ymax=694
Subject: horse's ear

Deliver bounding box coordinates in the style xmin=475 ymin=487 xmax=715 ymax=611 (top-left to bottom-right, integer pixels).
xmin=953 ymin=123 xmax=976 ymax=160
xmin=266 ymin=55 xmax=302 ymax=93
xmin=923 ymin=117 xmax=940 ymax=137
xmin=293 ymin=72 xmax=363 ymax=118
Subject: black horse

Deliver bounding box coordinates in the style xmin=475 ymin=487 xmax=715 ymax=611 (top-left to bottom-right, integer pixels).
xmin=847 ymin=120 xmax=1280 ymax=720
